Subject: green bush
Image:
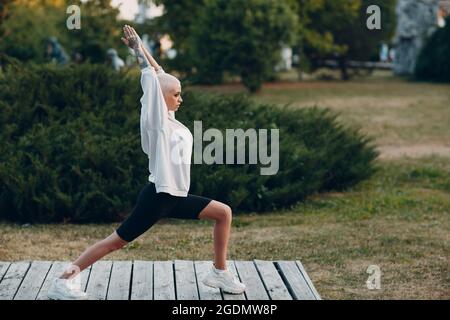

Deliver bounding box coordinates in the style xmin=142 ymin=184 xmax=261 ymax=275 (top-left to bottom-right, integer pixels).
xmin=415 ymin=17 xmax=450 ymax=83
xmin=0 ymin=62 xmax=379 ymax=223
xmin=179 ymin=94 xmax=379 ymax=211
xmin=0 ymin=62 xmax=144 ymax=223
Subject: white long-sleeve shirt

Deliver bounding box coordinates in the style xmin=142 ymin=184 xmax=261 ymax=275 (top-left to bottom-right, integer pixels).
xmin=139 ymin=66 xmax=193 ymax=197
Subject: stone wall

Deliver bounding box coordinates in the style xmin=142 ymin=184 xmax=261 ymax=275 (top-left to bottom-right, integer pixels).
xmin=393 ymin=0 xmax=440 ymax=75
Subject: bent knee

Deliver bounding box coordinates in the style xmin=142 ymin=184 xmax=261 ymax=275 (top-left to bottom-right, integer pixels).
xmin=219 ymin=204 xmax=232 ymax=223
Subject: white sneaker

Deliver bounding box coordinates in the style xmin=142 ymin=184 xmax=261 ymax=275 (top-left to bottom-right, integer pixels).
xmin=202 ymin=266 xmax=246 ymax=294
xmin=47 ymin=278 xmax=88 ymax=300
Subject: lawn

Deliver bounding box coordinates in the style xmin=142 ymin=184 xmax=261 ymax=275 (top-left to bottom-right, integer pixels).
xmin=191 ymin=70 xmax=450 ymax=159
xmin=1 ymin=73 xmax=449 ymax=299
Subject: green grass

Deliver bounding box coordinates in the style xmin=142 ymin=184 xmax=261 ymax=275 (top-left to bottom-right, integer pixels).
xmin=190 ymin=71 xmax=450 ymax=151
xmin=1 ymin=156 xmax=448 ymax=299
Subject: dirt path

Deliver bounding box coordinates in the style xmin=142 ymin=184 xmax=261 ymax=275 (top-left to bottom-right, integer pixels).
xmin=377 ymin=144 xmax=450 ymax=159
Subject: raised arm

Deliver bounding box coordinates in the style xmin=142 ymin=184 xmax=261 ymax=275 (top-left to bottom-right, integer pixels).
xmin=121 ymin=25 xmax=161 ymax=72
xmin=131 ymin=26 xmax=161 ymax=72
xmin=122 ymin=25 xmax=167 ymax=130
xmin=121 ymin=25 xmax=150 ymax=70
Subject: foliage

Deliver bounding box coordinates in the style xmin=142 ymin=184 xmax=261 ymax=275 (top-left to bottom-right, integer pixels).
xmin=415 ymin=17 xmax=450 ymax=83
xmin=290 ymin=0 xmax=397 ymax=79
xmin=0 ymin=62 xmax=379 ymax=222
xmin=189 ymin=0 xmax=299 ymax=92
xmin=0 ymin=0 xmax=126 ymax=64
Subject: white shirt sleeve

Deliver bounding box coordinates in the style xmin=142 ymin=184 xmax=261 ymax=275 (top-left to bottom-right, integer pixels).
xmin=140 ymin=66 xmax=168 ymax=130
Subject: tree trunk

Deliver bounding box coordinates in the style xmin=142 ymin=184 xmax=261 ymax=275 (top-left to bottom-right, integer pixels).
xmin=339 ymin=56 xmax=350 ymax=80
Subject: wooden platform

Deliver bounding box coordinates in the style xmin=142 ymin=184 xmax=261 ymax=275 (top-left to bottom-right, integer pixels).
xmin=0 ymin=260 xmax=320 ymax=300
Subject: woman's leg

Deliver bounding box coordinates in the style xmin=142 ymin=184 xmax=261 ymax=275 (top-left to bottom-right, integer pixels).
xmin=61 ymin=183 xmax=171 ymax=279
xmin=58 ymin=183 xmax=163 ymax=280
xmin=198 ymin=200 xmax=233 ymax=270
xmin=59 ymin=231 xmax=128 ymax=279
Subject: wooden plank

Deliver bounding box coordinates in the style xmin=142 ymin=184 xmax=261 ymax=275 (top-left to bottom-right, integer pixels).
xmin=0 ymin=261 xmax=30 ymax=300
xmin=0 ymin=260 xmax=320 ymax=301
xmin=14 ymin=261 xmax=52 ymax=300
xmin=0 ymin=262 xmax=11 ymax=282
xmin=254 ymin=260 xmax=292 ymax=300
xmin=276 ymin=261 xmax=316 ymax=300
xmin=79 ymin=265 xmax=92 ymax=292
xmin=174 ymin=260 xmax=199 ymax=300
xmin=107 ymin=261 xmax=132 ymax=300
xmin=130 ymin=260 xmax=153 ymax=300
xmin=130 ymin=261 xmax=153 ymax=300
xmin=235 ymin=260 xmax=270 ymax=300
xmin=194 ymin=261 xmax=222 ymax=300
xmin=153 ymin=261 xmax=175 ymax=300
xmin=222 ymin=261 xmax=246 ymax=300
xmin=295 ymin=260 xmax=321 ymax=300
xmin=85 ymin=261 xmax=112 ymax=300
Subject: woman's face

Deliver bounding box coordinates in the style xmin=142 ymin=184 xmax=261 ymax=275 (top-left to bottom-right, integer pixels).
xmin=164 ymin=84 xmax=183 ymax=112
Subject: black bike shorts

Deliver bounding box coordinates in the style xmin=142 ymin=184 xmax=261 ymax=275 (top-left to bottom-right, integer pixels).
xmin=116 ymin=182 xmax=213 ymax=242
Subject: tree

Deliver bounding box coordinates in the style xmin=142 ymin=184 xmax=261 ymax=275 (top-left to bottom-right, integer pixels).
xmin=291 ymin=0 xmax=396 ymax=79
xmin=0 ymin=0 xmax=125 ymax=64
xmin=188 ymin=0 xmax=299 ymax=92
xmin=151 ymin=0 xmax=206 ymax=74
xmin=0 ymin=0 xmax=67 ymax=62
xmin=333 ymin=0 xmax=397 ymax=79
xmin=287 ymin=0 xmax=355 ymax=74
xmin=0 ymin=0 xmax=14 ymax=25
xmin=415 ymin=16 xmax=450 ymax=83
xmin=149 ymin=0 xmax=395 ymax=83
xmin=65 ymin=0 xmax=124 ymax=63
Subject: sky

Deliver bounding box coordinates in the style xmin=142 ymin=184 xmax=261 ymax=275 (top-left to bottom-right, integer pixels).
xmin=110 ymin=0 xmax=163 ymax=21
xmin=110 ymin=0 xmax=172 ymax=49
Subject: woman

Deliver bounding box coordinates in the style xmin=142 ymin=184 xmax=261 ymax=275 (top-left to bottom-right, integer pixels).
xmin=47 ymin=25 xmax=246 ymax=300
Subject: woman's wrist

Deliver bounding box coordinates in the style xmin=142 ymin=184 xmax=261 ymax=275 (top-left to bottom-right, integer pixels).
xmin=140 ymin=44 xmax=160 ymax=71
xmin=133 ymin=46 xmax=150 ymax=70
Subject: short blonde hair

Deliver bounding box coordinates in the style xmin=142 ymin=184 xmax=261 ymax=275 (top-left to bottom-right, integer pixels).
xmin=157 ymin=72 xmax=180 ymax=95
